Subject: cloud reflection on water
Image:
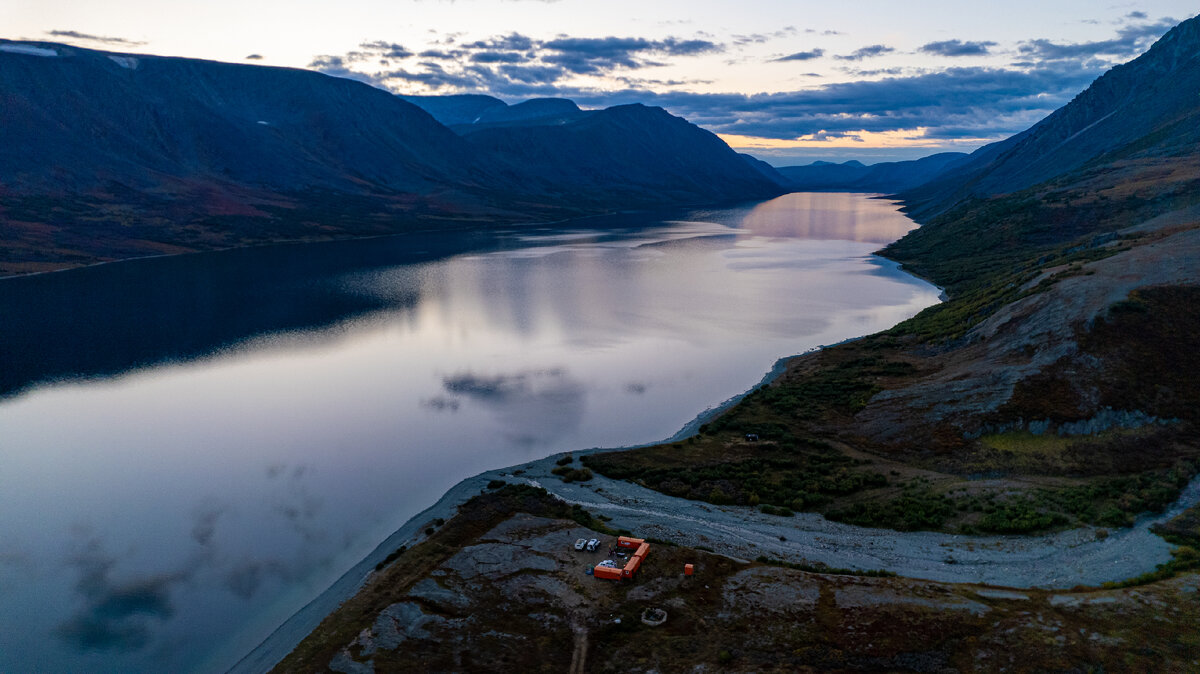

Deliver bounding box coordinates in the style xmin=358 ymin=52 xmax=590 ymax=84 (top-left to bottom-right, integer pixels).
xmin=442 ymin=369 xmax=587 ymax=447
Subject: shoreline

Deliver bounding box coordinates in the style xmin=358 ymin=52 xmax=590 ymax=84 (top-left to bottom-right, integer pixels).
xmin=0 ymin=194 xmax=780 ymax=283
xmin=230 ymin=331 xmax=1198 ymax=672
xmin=227 ymin=336 xmax=815 ymax=674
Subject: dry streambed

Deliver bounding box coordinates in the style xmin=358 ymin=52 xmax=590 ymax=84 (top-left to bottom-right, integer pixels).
xmin=513 ymin=450 xmax=1198 ymax=589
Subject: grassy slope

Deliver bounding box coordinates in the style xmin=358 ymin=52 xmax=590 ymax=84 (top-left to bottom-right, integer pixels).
xmin=585 ymin=152 xmax=1200 ymax=536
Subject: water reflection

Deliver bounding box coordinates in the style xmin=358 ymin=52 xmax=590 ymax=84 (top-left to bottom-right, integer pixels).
xmin=0 ymin=230 xmax=501 ymax=399
xmin=441 ymin=369 xmax=587 ymax=447
xmin=740 ymin=192 xmax=918 ymax=242
xmin=0 ymin=193 xmax=940 ymax=673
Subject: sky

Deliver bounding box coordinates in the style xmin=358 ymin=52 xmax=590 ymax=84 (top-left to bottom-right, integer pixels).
xmin=5 ymin=1 xmax=1196 ymax=165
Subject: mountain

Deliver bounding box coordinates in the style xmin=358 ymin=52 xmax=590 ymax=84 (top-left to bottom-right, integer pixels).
xmin=775 ymin=153 xmax=967 ymax=193
xmin=457 ymin=103 xmax=783 ymax=208
xmin=0 ymin=43 xmax=492 ymax=197
xmin=902 ymin=15 xmax=1200 ymax=218
xmin=0 ymin=42 xmax=779 ymax=275
xmin=399 ymin=95 xmax=588 ymax=132
xmin=397 ymin=94 xmax=508 ymax=126
xmin=739 ymin=153 xmax=793 ymax=188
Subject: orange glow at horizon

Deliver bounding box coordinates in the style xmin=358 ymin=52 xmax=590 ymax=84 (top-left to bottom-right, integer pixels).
xmin=718 ymin=128 xmax=996 ymax=150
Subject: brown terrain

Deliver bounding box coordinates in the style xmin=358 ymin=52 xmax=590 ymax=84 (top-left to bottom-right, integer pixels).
xmin=275 ymin=486 xmax=1200 ymax=673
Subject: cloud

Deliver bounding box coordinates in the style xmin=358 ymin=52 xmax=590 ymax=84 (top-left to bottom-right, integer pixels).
xmin=56 ymin=534 xmax=180 ymax=653
xmin=920 ymin=39 xmax=997 ymax=57
xmin=731 ymin=27 xmax=797 ymax=46
xmin=223 ymin=559 xmax=293 ymax=600
xmin=471 ymin=50 xmax=526 ymax=64
xmin=308 ymin=39 xmax=417 ymax=79
xmin=190 ymin=506 xmax=224 ymax=547
xmin=835 ymin=44 xmax=894 ymax=61
xmin=1017 ymin=17 xmax=1177 ymax=60
xmin=774 ymin=49 xmax=824 ymax=62
xmin=309 ymin=18 xmax=1179 ymax=151
xmin=421 ymin=395 xmax=461 ymax=411
xmin=538 ymin=36 xmax=722 ymax=74
xmin=45 ymin=30 xmax=145 ymax=46
xmin=245 ymin=53 xmax=263 ymax=60
xmin=463 ymin=32 xmax=535 ymax=51
xmin=441 ymin=369 xmax=586 ymax=447
xmin=311 ymin=31 xmax=723 ymax=92
xmin=358 ymin=40 xmax=413 ymax=59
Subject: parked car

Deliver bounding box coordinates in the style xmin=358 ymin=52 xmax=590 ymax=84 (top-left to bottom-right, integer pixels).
xmin=574 ymin=538 xmax=587 ymax=551
xmin=586 ymin=538 xmax=600 ymax=552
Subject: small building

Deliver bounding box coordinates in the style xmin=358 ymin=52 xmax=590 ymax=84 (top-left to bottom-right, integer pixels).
xmin=595 ymin=537 xmax=651 ymax=580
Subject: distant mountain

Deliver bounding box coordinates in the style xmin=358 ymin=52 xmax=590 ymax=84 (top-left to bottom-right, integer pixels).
xmin=0 ymin=42 xmax=780 ymax=275
xmin=458 ymin=98 xmax=588 ymax=132
xmin=903 ymin=15 xmax=1200 ymax=218
xmin=399 ymin=95 xmax=587 ymax=132
xmin=775 ymin=153 xmax=967 ymax=193
xmin=459 ymin=103 xmax=783 ymax=208
xmin=739 ymin=154 xmax=793 ymax=188
xmin=397 ymin=94 xmax=508 ymax=126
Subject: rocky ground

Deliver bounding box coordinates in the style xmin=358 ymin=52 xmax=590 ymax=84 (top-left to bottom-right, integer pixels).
xmin=274 ymin=487 xmax=1200 ymax=673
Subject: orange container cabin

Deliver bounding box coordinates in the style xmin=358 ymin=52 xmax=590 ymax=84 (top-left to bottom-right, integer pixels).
xmin=593 ymin=564 xmax=623 ymax=581
xmin=621 ymin=542 xmax=651 ymax=578
xmin=596 ymin=540 xmax=652 ymax=580
xmin=684 ymin=563 xmax=694 ymax=576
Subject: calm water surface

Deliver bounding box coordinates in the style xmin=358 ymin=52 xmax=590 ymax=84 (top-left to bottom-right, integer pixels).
xmin=0 ymin=193 xmax=940 ymax=672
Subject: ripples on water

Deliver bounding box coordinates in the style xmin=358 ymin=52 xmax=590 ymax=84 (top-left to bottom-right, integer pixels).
xmin=0 ymin=193 xmax=940 ymax=672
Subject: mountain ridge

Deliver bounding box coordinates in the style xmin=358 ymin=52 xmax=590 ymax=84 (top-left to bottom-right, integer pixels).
xmin=0 ymin=41 xmax=781 ymax=276
xmin=901 ymin=14 xmax=1200 ymax=218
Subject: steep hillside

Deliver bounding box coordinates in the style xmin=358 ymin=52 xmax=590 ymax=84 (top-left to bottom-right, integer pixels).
xmin=739 ymin=153 xmax=793 ymax=188
xmin=0 ymin=42 xmax=495 ymax=196
xmin=903 ymin=15 xmax=1200 ymax=218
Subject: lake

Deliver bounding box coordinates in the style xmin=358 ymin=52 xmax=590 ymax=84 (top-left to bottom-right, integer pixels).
xmin=0 ymin=193 xmax=940 ymax=672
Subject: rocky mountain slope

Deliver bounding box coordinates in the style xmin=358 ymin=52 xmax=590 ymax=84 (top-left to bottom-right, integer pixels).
xmin=902 ymin=15 xmax=1200 ymax=218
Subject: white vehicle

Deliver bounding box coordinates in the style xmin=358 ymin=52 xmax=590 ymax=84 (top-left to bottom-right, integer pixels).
xmin=585 ymin=538 xmax=600 ymax=552
xmin=574 ymin=538 xmax=587 ymax=551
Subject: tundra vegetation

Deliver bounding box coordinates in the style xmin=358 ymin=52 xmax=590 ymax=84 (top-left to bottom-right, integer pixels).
xmin=586 ymin=165 xmax=1200 ymax=537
